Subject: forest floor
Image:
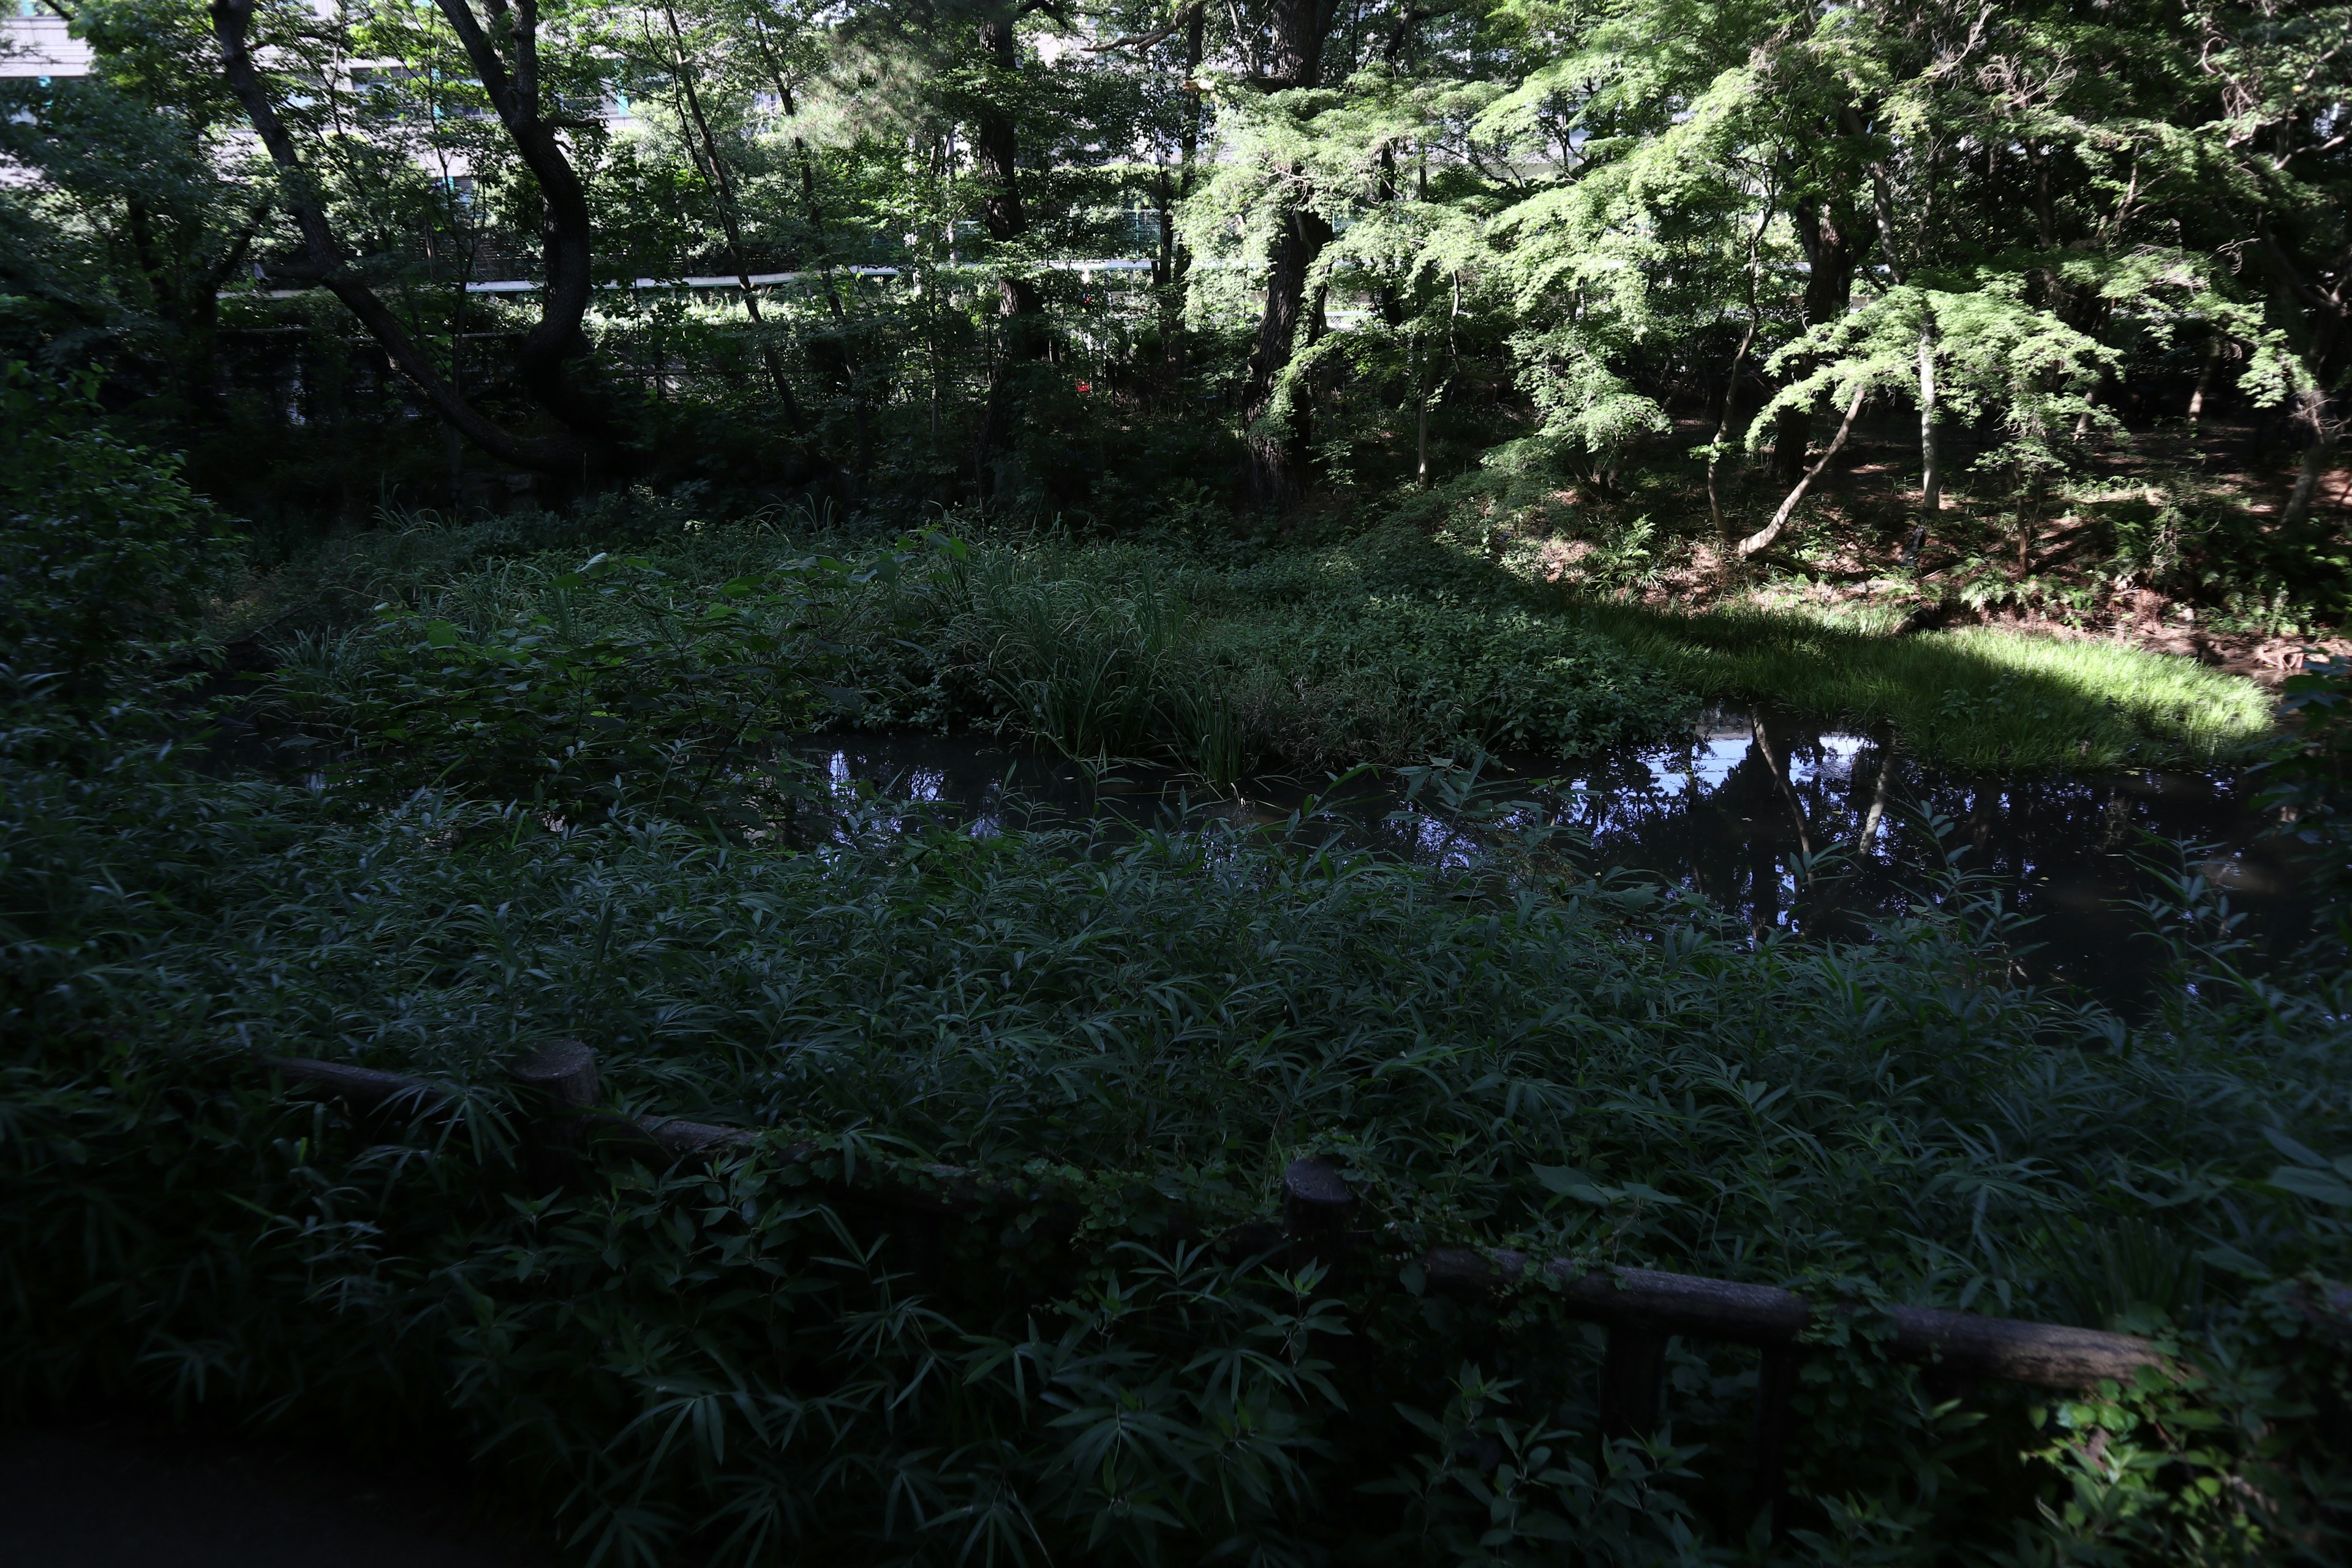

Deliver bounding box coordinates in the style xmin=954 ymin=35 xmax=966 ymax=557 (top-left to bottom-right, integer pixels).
xmin=1572 ymin=415 xmax=2352 ymax=687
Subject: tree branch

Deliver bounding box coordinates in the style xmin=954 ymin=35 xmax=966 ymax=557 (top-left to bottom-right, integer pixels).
xmin=1738 ymin=379 xmax=1868 ymax=557
xmin=1085 ymin=0 xmax=1203 ymax=55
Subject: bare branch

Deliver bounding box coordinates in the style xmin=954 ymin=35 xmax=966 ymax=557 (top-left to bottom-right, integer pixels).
xmin=1739 ymin=379 xmax=1869 ymax=558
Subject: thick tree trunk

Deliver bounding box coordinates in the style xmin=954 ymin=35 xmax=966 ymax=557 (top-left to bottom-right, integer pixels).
xmin=1241 ymin=205 xmax=1334 ymax=507
xmin=209 ymin=0 xmax=606 ymax=474
xmin=1237 ymin=0 xmax=1330 ymax=509
xmin=432 ymin=0 xmax=622 ymax=456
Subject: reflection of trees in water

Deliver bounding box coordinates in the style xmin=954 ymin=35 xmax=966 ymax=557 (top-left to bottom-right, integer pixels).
xmin=1550 ymin=712 xmax=2299 ymax=997
xmin=793 ymin=723 xmax=2307 ymax=1003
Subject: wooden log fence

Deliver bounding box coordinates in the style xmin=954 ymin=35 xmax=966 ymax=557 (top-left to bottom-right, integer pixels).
xmin=263 ymin=1042 xmax=2177 ymax=1519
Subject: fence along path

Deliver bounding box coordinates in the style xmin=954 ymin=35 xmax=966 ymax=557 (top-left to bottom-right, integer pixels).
xmin=264 ymin=1043 xmax=2176 ymax=1521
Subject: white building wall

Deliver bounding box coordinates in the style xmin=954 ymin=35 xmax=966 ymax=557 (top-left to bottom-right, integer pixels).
xmin=2 ymin=10 xmax=94 ymax=78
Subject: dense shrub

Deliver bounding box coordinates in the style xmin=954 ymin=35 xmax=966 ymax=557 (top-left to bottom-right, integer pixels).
xmin=2258 ymin=655 xmax=2352 ymax=930
xmin=0 ymin=361 xmax=233 ymax=699
xmin=270 ymin=549 xmax=873 ymax=821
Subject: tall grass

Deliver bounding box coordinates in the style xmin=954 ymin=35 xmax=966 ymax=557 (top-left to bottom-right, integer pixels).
xmin=236 ymin=512 xmax=2276 ymax=779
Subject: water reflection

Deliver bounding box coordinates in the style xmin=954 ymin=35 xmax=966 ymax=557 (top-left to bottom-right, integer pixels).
xmin=792 ymin=712 xmax=2313 ymax=1008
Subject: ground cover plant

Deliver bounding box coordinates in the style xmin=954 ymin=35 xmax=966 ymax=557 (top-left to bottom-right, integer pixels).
xmin=241 ymin=502 xmax=2275 ymax=780
xmin=10 ymin=380 xmax=2352 ymax=1566
xmin=11 ymin=656 xmax=2352 ymax=1566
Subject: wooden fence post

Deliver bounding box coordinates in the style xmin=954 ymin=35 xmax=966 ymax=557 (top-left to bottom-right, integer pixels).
xmin=511 ymin=1041 xmax=598 ymax=1164
xmin=1598 ymin=1326 xmax=1667 ymax=1444
xmin=1749 ymin=1343 xmax=1800 ymax=1532
xmin=1281 ymin=1156 xmax=1356 ymax=1269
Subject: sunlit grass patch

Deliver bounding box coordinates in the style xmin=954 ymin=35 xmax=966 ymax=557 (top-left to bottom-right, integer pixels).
xmin=1579 ymin=602 xmax=2275 ymax=769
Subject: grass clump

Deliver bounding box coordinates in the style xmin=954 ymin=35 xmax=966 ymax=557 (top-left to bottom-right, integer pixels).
xmin=943 ymin=541 xmax=1687 ymax=778
xmin=243 ymin=508 xmax=2275 ymax=780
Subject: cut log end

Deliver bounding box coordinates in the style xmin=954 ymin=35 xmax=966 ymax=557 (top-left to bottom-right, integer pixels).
xmin=1283 ymin=1156 xmax=1355 ymax=1212
xmin=512 ymin=1041 xmax=598 ymax=1107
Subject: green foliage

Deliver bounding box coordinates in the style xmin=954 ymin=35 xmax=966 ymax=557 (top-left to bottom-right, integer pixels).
xmin=242 ymin=508 xmax=2282 ymax=778
xmin=7 ymin=716 xmax=2352 ymax=1564
xmin=0 ymin=361 xmax=231 ymax=699
xmin=5 ymin=438 xmax=2348 ymax=1566
xmin=1199 ymin=589 xmax=1685 ymax=765
xmin=271 ymin=549 xmax=851 ymax=819
xmin=2256 ymin=655 xmax=2352 ymax=926
xmin=900 ymin=528 xmax=1684 ymax=775
xmin=1578 ymin=600 xmax=2276 ymax=771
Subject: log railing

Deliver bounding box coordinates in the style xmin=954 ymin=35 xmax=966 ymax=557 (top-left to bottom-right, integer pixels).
xmin=263 ymin=1042 xmax=2173 ymax=1517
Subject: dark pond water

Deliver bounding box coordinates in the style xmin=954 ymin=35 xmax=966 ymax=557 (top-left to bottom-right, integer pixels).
xmin=794 ymin=714 xmax=2318 ymax=1009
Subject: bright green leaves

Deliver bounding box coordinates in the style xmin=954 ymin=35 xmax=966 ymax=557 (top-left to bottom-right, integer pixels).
xmin=1744 ymin=276 xmax=2121 ymax=485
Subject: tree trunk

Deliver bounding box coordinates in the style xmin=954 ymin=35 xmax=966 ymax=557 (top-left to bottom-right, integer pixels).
xmin=2187 ymin=328 xmax=2221 ymax=434
xmin=972 ymin=4 xmax=1042 ymax=489
xmin=1741 ymin=380 xmax=1867 ymax=558
xmin=1413 ymin=337 xmax=1432 ymax=484
xmin=1771 ymin=198 xmax=1864 ymax=487
xmin=1906 ymin=317 xmax=1939 ymax=570
xmin=2283 ymin=386 xmax=2339 ymax=535
xmin=208 ymin=0 xmax=609 ymax=475
xmin=661 ymin=2 xmax=807 ymax=437
xmin=431 ymin=0 xmax=623 ymax=457
xmin=1709 ymin=190 xmax=1775 ymax=575
xmin=1162 ymin=4 xmax=1204 ymax=366
xmin=1237 ymin=0 xmax=1331 ymax=509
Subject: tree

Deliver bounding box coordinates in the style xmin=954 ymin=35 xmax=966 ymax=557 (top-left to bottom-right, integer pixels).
xmin=1231 ymin=0 xmax=1336 ymax=507
xmin=1 ymin=0 xmax=266 ymax=413
xmin=208 ymin=0 xmax=626 ymax=474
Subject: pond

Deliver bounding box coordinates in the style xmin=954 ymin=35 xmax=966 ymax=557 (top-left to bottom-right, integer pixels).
xmin=794 ymin=712 xmax=2319 ymax=1011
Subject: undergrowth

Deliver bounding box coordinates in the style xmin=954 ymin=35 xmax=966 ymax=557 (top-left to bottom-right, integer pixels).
xmin=9 ymin=712 xmax=2352 ymax=1564
xmin=236 ymin=503 xmax=2274 ymax=778
xmin=10 ymin=397 xmax=2350 ymax=1564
